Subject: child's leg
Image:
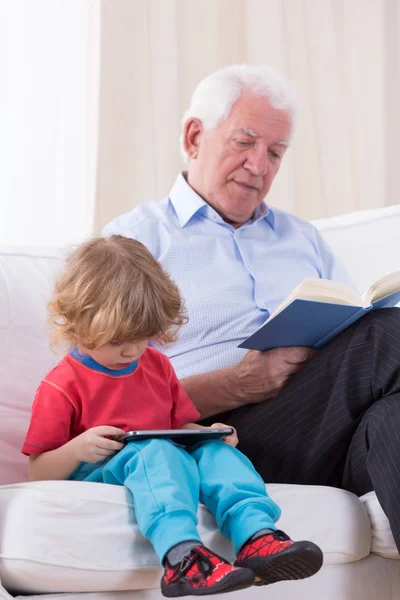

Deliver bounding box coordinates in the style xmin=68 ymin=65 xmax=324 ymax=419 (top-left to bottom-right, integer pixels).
xmin=99 ymin=439 xmax=255 ymax=597
xmin=190 ymin=441 xmax=323 ymax=585
xmin=189 ymin=440 xmax=280 ymax=554
xmin=100 ymin=439 xmax=202 ymax=562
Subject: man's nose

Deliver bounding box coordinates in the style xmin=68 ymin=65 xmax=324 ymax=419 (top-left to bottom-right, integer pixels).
xmin=244 ymin=147 xmax=268 ymax=177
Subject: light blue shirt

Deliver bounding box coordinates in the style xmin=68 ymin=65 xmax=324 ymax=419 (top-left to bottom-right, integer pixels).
xmin=103 ymin=173 xmax=353 ymax=379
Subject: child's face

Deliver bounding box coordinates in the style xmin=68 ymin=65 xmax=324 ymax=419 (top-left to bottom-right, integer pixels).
xmin=81 ymin=339 xmax=149 ymax=370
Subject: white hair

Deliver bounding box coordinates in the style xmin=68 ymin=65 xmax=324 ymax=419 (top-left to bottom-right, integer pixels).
xmin=180 ymin=64 xmax=299 ymax=162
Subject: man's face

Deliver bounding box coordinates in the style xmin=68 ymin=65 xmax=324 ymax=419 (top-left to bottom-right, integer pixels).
xmin=186 ymin=93 xmax=292 ymax=227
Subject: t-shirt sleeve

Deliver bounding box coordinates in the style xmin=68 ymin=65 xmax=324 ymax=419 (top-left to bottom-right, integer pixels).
xmin=22 ymin=380 xmax=76 ymax=456
xmin=164 ymin=357 xmax=201 ymax=428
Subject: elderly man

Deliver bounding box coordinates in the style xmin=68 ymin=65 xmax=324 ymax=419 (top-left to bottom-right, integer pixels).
xmin=103 ymin=65 xmax=400 ymax=552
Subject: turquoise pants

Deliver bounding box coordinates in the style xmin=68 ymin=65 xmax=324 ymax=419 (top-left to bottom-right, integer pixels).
xmin=71 ymin=439 xmax=281 ymax=562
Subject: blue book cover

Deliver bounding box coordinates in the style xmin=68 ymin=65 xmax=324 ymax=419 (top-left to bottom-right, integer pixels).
xmin=239 ymin=289 xmax=400 ymax=352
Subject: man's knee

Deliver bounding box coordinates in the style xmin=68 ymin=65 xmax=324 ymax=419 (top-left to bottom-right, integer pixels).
xmin=355 ymin=396 xmax=400 ymax=447
xmin=369 ymin=395 xmax=400 ymax=423
xmin=350 ymin=307 xmax=400 ymax=341
xmin=360 ymin=307 xmax=400 ymax=326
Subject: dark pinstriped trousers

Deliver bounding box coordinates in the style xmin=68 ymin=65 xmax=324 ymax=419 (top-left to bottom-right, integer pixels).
xmin=205 ymin=308 xmax=400 ymax=551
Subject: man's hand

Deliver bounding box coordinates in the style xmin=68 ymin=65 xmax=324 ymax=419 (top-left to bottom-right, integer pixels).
xmin=212 ymin=422 xmax=239 ymax=447
xmin=70 ymin=426 xmax=125 ymax=464
xmin=232 ymin=347 xmax=317 ymax=405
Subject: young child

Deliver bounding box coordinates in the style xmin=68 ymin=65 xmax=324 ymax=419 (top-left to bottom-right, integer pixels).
xmin=22 ymin=235 xmax=323 ymax=597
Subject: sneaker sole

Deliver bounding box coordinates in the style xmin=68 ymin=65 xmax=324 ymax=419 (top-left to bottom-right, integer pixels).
xmin=161 ymin=567 xmax=255 ymax=597
xmin=234 ymin=541 xmax=323 ymax=586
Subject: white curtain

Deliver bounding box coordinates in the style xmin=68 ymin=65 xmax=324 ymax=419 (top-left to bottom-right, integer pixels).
xmin=0 ymin=0 xmax=97 ymax=247
xmin=1 ymin=1 xmax=397 ymax=246
xmin=94 ymin=0 xmax=397 ymax=230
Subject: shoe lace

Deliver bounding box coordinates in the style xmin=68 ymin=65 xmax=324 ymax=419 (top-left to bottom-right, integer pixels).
xmin=172 ymin=547 xmax=214 ymax=583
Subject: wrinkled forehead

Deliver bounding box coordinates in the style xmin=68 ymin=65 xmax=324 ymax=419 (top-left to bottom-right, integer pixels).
xmin=220 ymin=95 xmax=293 ymax=141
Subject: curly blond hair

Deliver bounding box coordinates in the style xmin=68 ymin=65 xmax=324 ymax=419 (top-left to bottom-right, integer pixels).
xmin=48 ymin=235 xmax=187 ymax=349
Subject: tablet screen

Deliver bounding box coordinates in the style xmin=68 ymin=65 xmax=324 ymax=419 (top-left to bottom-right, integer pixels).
xmin=119 ymin=428 xmax=233 ymax=446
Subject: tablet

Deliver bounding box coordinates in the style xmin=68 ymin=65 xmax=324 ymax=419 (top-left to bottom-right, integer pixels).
xmin=119 ymin=427 xmax=234 ymax=446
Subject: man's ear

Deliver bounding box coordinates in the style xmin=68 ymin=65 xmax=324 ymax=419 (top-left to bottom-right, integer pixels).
xmin=183 ymin=118 xmax=203 ymax=159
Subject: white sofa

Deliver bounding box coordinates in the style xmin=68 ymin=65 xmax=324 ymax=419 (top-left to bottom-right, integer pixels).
xmin=1 ymin=205 xmax=400 ymax=600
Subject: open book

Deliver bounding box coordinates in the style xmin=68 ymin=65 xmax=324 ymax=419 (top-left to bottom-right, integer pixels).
xmin=239 ymin=272 xmax=400 ymax=351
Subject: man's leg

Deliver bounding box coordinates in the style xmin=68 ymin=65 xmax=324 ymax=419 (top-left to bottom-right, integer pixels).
xmin=342 ymin=396 xmax=400 ymax=549
xmin=202 ymin=309 xmax=400 ymax=549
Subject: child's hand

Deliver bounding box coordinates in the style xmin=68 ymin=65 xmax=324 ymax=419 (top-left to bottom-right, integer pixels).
xmin=71 ymin=426 xmax=125 ymax=463
xmin=212 ymin=422 xmax=239 ymax=447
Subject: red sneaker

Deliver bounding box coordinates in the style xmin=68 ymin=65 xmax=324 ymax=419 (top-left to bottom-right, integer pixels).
xmin=161 ymin=544 xmax=254 ymax=597
xmin=234 ymin=530 xmax=323 ymax=586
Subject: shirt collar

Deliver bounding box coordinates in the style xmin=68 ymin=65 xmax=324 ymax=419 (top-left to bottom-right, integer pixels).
xmin=70 ymin=347 xmax=138 ymax=377
xmin=169 ymin=172 xmax=275 ymax=229
xmin=253 ymin=201 xmax=275 ymax=227
xmin=169 ymin=172 xmax=207 ymax=227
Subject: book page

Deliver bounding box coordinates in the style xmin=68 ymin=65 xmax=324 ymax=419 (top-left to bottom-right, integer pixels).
xmin=268 ymin=278 xmax=363 ymax=321
xmin=363 ymin=271 xmax=400 ymax=305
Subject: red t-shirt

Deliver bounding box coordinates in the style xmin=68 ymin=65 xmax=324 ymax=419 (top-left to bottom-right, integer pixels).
xmin=22 ymin=347 xmax=200 ymax=456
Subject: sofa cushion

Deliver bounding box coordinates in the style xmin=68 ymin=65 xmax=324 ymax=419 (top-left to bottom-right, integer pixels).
xmin=0 ymin=246 xmax=63 ymax=485
xmin=313 ymin=205 xmax=400 ymax=293
xmin=360 ymin=492 xmax=399 ymax=559
xmin=0 ymin=481 xmax=371 ymax=594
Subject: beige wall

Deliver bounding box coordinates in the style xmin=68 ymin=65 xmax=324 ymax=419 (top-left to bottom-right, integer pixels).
xmin=93 ymin=0 xmax=397 ymax=231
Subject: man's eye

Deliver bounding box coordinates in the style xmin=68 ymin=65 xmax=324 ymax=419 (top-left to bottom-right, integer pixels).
xmin=236 ymin=140 xmax=253 ymax=147
xmin=269 ymin=151 xmax=281 ymax=159
xmin=109 ymin=341 xmax=121 ymax=346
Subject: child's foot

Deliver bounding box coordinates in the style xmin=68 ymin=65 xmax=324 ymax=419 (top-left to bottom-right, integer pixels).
xmin=161 ymin=544 xmax=254 ymax=597
xmin=234 ymin=530 xmax=323 ymax=586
